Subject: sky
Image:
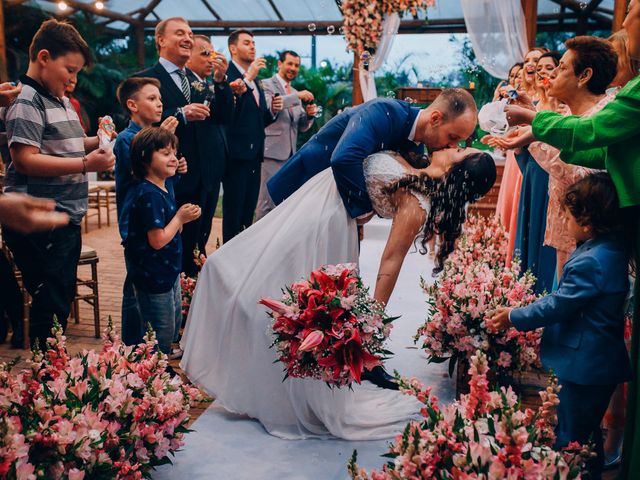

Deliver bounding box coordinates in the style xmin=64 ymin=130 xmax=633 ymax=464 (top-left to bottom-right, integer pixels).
xmin=209 ymin=32 xmax=467 ymax=84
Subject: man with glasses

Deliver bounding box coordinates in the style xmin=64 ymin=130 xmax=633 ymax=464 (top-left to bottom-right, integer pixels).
xmin=186 ymin=35 xmax=234 ymax=254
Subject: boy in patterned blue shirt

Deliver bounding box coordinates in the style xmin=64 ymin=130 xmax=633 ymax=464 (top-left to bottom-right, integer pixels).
xmin=114 ymin=77 xmax=181 ymax=346
xmin=123 ymin=127 xmax=200 ymax=354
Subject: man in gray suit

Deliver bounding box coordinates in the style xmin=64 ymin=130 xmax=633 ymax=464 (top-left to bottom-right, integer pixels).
xmin=256 ymin=50 xmax=316 ymax=220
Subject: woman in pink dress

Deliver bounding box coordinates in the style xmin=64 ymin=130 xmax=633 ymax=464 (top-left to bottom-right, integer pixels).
xmin=494 ymin=63 xmax=523 ymax=230
xmin=485 ymin=48 xmax=547 ymax=265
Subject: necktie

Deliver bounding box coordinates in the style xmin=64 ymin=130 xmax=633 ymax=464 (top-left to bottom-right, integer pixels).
xmin=285 ymin=83 xmax=292 ymax=95
xmin=252 ymin=82 xmax=260 ymax=105
xmin=177 ymin=69 xmax=191 ymax=103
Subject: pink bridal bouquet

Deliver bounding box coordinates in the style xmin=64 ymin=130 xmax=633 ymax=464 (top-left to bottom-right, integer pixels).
xmin=260 ymin=263 xmax=395 ymax=388
xmin=348 ymin=351 xmax=591 ymax=479
xmin=0 ymin=321 xmax=203 ymax=479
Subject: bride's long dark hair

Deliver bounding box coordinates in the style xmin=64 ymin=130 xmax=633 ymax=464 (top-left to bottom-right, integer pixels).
xmin=385 ymin=152 xmax=497 ymax=273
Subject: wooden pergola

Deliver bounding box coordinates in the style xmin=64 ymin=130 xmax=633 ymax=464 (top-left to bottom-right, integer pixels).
xmin=0 ymin=0 xmax=631 ymax=98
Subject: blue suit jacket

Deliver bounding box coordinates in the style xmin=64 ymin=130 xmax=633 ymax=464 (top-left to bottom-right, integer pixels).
xmin=267 ymin=98 xmax=423 ymax=218
xmin=511 ymin=235 xmax=632 ymax=385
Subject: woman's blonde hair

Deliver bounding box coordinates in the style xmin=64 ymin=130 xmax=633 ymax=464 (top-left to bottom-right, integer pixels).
xmin=609 ymin=30 xmax=640 ymax=79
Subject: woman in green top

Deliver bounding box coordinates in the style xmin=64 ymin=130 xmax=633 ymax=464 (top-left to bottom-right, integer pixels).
xmin=506 ymin=2 xmax=640 ymax=477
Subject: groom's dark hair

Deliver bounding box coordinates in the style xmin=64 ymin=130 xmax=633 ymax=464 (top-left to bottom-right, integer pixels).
xmin=432 ymin=88 xmax=477 ymax=122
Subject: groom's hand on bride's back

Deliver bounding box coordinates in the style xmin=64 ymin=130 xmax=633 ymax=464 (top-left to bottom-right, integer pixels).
xmin=356 ymin=211 xmax=375 ymax=226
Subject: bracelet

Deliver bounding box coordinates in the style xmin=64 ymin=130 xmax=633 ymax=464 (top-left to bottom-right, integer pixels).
xmin=81 ymin=156 xmax=87 ymax=175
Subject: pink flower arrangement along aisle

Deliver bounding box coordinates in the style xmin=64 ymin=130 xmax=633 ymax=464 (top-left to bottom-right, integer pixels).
xmin=0 ymin=320 xmax=205 ymax=479
xmin=260 ymin=263 xmax=396 ymax=388
xmin=340 ymin=0 xmax=436 ymax=55
xmin=415 ymin=215 xmax=544 ymax=397
xmin=348 ymin=351 xmax=593 ymax=479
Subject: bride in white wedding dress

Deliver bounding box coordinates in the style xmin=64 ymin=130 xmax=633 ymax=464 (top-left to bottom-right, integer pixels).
xmin=180 ymin=148 xmax=496 ymax=440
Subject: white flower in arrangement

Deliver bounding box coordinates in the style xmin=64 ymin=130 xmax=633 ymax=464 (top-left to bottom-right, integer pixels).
xmin=190 ymin=80 xmax=206 ymax=92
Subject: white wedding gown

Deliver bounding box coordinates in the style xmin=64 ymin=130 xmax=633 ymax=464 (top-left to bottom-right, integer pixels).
xmin=180 ymin=152 xmax=430 ymax=440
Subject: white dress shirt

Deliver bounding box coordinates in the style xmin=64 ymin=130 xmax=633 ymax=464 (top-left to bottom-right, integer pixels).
xmin=408 ymin=112 xmax=421 ymax=145
xmin=159 ymin=57 xmax=189 ymax=92
xmin=232 ymin=60 xmax=257 ymax=91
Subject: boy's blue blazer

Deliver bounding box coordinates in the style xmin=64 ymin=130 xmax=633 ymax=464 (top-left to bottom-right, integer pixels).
xmin=511 ymin=235 xmax=632 ymax=385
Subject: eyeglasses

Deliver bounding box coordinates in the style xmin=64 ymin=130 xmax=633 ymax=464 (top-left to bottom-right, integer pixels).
xmin=199 ymin=50 xmax=217 ymax=60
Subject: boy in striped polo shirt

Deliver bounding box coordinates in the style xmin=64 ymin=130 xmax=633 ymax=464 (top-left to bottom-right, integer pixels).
xmin=2 ymin=20 xmax=115 ymax=348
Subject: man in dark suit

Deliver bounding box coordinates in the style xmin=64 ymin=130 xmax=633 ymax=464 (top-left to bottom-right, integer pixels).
xmin=186 ymin=34 xmax=233 ymax=253
xmin=133 ymin=17 xmax=233 ymax=276
xmin=224 ymin=29 xmax=283 ymax=242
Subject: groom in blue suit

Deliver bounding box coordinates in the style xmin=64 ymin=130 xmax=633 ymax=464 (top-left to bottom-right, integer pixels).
xmin=268 ymin=89 xmax=478 ymax=219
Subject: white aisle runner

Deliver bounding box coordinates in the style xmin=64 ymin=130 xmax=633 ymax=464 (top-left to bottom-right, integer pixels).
xmin=152 ymin=217 xmax=455 ymax=480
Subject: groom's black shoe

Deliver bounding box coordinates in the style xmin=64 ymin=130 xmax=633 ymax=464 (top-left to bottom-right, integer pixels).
xmin=362 ymin=366 xmax=399 ymax=390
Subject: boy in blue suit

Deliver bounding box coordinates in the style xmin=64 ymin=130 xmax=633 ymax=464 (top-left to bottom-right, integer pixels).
xmin=489 ymin=172 xmax=632 ymax=478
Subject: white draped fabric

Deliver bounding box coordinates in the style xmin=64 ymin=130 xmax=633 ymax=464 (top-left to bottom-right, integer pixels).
xmin=358 ymin=13 xmax=401 ymax=102
xmin=460 ymin=0 xmax=529 ymax=79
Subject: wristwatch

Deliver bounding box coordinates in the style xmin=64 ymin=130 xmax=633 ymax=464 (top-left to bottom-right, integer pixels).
xmin=213 ymin=74 xmax=228 ymax=84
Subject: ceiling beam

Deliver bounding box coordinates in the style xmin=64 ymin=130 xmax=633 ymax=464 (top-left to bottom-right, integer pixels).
xmin=267 ymin=0 xmax=284 ymax=21
xmin=135 ymin=14 xmax=609 ymax=36
xmin=582 ymin=0 xmax=604 ymax=16
xmin=201 ymin=0 xmax=222 ymax=20
xmin=138 ymin=0 xmax=162 ymax=20
xmin=19 ymin=1 xmax=615 ymax=37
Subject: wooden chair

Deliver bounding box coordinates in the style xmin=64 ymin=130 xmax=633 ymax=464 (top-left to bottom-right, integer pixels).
xmin=94 ymin=180 xmax=116 ymax=227
xmin=0 ymin=231 xmax=29 ymax=348
xmin=72 ymin=244 xmax=100 ymax=338
xmin=84 ymin=185 xmax=102 ymax=233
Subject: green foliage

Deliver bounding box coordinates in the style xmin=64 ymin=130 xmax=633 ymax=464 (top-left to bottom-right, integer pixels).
xmin=4 ymin=5 xmax=49 ymax=76
xmin=454 ymin=36 xmax=497 ymax=110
